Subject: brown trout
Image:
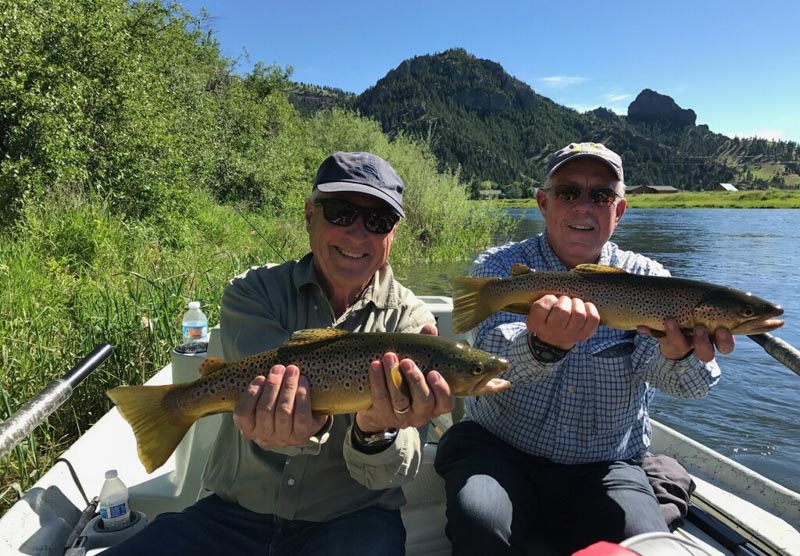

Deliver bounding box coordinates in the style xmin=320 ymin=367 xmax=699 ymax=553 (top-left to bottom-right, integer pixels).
xmin=451 ymin=263 xmax=784 ymax=335
xmin=108 ymin=328 xmax=510 ymax=473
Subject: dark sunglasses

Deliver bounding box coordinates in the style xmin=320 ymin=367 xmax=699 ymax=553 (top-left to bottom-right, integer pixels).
xmin=315 ymin=198 xmax=400 ymax=234
xmin=546 ymin=184 xmax=621 ymax=206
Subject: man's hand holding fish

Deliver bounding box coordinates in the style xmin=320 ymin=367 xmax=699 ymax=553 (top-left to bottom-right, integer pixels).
xmin=526 ymin=292 xmax=737 ymax=363
xmin=525 ymin=293 xmax=602 ymax=351
xmin=233 ymin=363 xmax=331 ymax=450
xmin=357 ymin=325 xmax=456 ymax=435
xmin=232 ymin=323 xmax=455 ymax=450
xmin=638 ymin=320 xmax=735 ymax=362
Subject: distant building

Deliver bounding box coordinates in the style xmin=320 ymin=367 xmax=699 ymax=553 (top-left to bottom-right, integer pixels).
xmin=625 ymin=185 xmax=680 ymax=194
xmin=478 ymin=189 xmax=502 ymax=199
xmin=716 ymin=183 xmax=738 ymax=191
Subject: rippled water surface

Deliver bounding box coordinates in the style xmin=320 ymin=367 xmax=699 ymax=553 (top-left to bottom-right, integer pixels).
xmin=396 ymin=208 xmax=800 ymax=492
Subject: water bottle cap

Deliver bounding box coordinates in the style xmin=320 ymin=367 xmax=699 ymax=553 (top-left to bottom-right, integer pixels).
xmin=187 ymin=301 xmax=200 ymax=309
xmin=105 ymin=469 xmax=118 ymax=479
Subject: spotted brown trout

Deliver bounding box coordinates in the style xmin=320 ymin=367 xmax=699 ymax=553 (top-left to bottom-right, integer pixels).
xmin=451 ymin=263 xmax=784 ymax=335
xmin=108 ymin=328 xmax=510 ymax=473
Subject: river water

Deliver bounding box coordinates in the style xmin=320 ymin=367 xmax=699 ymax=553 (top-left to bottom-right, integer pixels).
xmin=395 ymin=208 xmax=800 ymax=492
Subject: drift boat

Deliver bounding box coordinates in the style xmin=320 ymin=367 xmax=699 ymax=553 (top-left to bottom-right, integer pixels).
xmin=1 ymin=296 xmax=798 ymax=555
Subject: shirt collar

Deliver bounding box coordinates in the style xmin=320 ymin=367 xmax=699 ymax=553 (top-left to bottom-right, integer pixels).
xmin=291 ymin=252 xmax=399 ymax=311
xmin=539 ymin=231 xmax=617 ymax=269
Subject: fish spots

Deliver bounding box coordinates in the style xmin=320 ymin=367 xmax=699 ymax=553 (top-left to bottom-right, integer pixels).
xmin=169 ymin=330 xmax=509 ymax=418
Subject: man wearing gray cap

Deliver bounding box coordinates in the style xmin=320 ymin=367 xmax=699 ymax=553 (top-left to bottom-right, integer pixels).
xmin=435 ymin=142 xmax=735 ymax=554
xmin=105 ymin=152 xmax=454 ymax=556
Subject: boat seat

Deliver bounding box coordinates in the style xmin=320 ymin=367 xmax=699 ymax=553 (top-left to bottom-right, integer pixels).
xmin=401 ymin=443 xmax=451 ymax=556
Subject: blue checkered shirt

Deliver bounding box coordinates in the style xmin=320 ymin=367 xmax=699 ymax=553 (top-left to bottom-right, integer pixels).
xmin=464 ymin=233 xmax=721 ymax=464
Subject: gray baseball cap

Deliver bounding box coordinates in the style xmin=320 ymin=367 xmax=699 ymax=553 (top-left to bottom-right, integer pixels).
xmin=313 ymin=151 xmax=405 ymax=217
xmin=546 ymin=142 xmax=624 ymax=183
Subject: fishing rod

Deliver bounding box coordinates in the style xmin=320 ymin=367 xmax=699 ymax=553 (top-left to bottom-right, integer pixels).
xmin=0 ymin=344 xmax=113 ymax=459
xmin=747 ymin=333 xmax=800 ymax=377
xmin=232 ymin=204 xmax=288 ymax=263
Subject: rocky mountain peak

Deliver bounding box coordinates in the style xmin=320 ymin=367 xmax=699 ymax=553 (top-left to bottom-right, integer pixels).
xmin=627 ymin=89 xmax=697 ymax=126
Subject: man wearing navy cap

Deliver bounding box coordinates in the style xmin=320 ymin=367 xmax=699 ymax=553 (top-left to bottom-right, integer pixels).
xmin=106 ymin=152 xmax=454 ymax=556
xmin=435 ymin=142 xmax=735 ymax=554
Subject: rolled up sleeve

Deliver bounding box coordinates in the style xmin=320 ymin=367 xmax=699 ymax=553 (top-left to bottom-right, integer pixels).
xmin=343 ymin=426 xmax=422 ymax=490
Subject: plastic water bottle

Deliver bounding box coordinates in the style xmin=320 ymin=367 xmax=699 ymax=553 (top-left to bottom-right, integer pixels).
xmin=182 ymin=301 xmax=208 ymax=343
xmin=98 ymin=469 xmax=130 ymax=531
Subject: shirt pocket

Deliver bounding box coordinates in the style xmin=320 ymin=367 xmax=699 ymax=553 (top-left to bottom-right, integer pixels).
xmin=589 ymin=340 xmax=638 ymax=433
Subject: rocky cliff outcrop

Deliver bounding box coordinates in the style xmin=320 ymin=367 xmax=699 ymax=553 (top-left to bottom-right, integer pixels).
xmin=627 ymin=89 xmax=697 ymax=127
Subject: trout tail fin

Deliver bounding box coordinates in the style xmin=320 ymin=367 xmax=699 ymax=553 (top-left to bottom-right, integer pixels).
xmin=107 ymin=384 xmax=196 ymax=474
xmin=450 ymin=275 xmax=499 ymax=333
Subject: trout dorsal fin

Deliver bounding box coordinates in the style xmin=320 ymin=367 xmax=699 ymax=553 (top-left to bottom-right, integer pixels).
xmin=510 ymin=263 xmax=534 ymax=276
xmin=285 ymin=328 xmax=349 ymax=347
xmin=198 ymin=357 xmax=227 ymax=376
xmin=573 ymin=264 xmax=627 ymax=274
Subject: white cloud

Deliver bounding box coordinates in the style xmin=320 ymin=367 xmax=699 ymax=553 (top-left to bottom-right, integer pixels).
xmin=605 ymin=93 xmax=632 ymax=103
xmin=537 ymin=75 xmax=589 ymax=89
xmin=566 ymin=103 xmax=596 ymax=113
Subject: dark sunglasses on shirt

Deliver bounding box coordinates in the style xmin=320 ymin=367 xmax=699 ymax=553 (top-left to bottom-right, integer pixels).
xmin=545 ymin=184 xmax=621 ymax=206
xmin=314 ymin=198 xmax=400 ymax=234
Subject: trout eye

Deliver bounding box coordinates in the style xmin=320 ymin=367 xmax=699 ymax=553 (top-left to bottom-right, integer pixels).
xmin=741 ymin=305 xmax=755 ymax=318
xmin=472 ymin=365 xmax=483 ymax=376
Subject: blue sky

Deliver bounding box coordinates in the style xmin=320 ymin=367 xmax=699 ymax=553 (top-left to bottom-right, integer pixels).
xmin=181 ymin=0 xmax=800 ymax=143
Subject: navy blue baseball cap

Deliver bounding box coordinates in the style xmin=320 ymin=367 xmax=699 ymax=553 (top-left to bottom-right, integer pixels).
xmin=313 ymin=152 xmax=405 ymax=217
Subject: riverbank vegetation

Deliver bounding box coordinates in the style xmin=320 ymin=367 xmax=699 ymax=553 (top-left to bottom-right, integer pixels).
xmin=495 ymin=188 xmax=800 ymax=209
xmin=624 ymin=189 xmax=800 ymax=208
xmin=0 ymin=0 xmax=510 ymax=511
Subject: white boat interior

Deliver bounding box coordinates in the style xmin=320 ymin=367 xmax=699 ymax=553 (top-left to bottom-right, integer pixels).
xmin=1 ymin=295 xmax=798 ymax=555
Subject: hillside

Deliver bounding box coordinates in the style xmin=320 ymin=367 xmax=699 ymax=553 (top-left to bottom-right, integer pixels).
xmin=290 ymin=48 xmax=800 ymax=196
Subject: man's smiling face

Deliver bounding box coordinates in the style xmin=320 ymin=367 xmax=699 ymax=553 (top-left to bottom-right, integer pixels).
xmin=305 ymin=191 xmax=397 ymax=300
xmin=536 ymin=158 xmax=627 ymax=269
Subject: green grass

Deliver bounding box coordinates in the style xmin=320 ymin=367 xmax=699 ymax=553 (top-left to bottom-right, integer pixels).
xmin=490 ymin=189 xmax=800 ymax=209
xmin=624 ymin=189 xmax=800 ymax=208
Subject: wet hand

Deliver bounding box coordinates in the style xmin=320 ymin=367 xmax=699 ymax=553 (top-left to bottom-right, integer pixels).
xmin=356 ymin=350 xmax=454 ymax=433
xmin=526 ymin=294 xmax=601 ymax=350
xmin=233 ymin=364 xmax=330 ymax=449
xmin=638 ymin=320 xmax=735 ymax=362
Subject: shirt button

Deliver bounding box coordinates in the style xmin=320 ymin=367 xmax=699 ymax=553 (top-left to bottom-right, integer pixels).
xmin=567 ymin=385 xmax=576 ymax=393
xmin=287 ymin=478 xmax=295 ymax=486
xmin=560 ymin=426 xmax=568 ymax=433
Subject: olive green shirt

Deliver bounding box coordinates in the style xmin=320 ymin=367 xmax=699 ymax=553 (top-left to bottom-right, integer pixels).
xmin=201 ymin=253 xmax=436 ymax=520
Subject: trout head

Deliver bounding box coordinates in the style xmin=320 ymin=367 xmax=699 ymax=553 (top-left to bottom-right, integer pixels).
xmin=430 ymin=341 xmax=511 ymax=396
xmin=693 ymin=289 xmax=784 ymax=335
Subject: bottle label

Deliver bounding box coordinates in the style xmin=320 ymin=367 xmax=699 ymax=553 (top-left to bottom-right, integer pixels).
xmin=101 ymin=502 xmax=129 ymax=519
xmin=182 ymin=324 xmax=208 ymax=341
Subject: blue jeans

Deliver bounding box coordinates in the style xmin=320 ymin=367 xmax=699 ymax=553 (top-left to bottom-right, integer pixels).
xmin=102 ymin=494 xmax=405 ymax=556
xmin=434 ymin=421 xmax=669 ymax=556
